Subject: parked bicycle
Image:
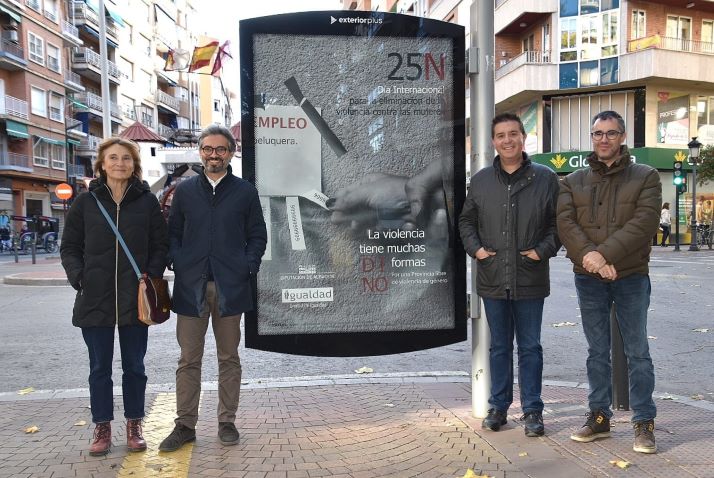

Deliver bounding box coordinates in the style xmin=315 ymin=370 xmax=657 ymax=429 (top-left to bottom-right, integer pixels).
xmin=695 ymin=223 xmax=713 ymax=250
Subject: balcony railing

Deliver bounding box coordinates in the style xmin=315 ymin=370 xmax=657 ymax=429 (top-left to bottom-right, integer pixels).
xmin=62 ymin=20 xmax=79 ymax=39
xmin=156 ymin=90 xmax=180 ymax=111
xmin=67 ymin=163 xmax=86 ymax=177
xmin=0 ymin=152 xmax=31 ymax=170
xmin=2 ymin=95 xmax=29 ymax=119
xmin=64 ymin=70 xmax=83 ymax=87
xmin=157 ymin=124 xmax=174 ymax=138
xmin=496 ymin=50 xmax=552 ymax=79
xmin=70 ymin=1 xmax=118 ymax=36
xmin=65 ymin=116 xmax=82 ymax=129
xmin=72 ymin=48 xmax=121 ymax=79
xmin=73 ymin=92 xmax=122 ymax=119
xmin=628 ymin=34 xmax=714 ymax=55
xmin=77 ymin=134 xmax=101 ymax=151
xmin=0 ymin=38 xmax=24 ymax=59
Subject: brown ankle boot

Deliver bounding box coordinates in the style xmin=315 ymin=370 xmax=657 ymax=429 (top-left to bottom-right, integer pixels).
xmin=89 ymin=422 xmax=112 ymax=456
xmin=127 ymin=418 xmax=147 ymax=452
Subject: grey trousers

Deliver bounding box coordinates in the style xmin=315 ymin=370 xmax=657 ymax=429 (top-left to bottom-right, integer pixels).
xmin=175 ymin=281 xmax=242 ymax=429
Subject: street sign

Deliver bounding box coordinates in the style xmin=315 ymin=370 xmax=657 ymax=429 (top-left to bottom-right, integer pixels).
xmin=55 ymin=183 xmax=73 ymax=200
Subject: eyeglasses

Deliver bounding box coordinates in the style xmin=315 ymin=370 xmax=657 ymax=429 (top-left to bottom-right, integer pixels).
xmin=590 ymin=130 xmax=623 ymax=141
xmin=200 ymin=146 xmax=229 ymax=155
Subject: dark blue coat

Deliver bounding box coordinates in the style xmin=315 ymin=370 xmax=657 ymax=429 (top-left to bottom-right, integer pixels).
xmin=168 ymin=169 xmax=267 ymax=317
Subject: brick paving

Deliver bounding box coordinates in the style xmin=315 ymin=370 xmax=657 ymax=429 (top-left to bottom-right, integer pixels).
xmin=1 ymin=379 xmax=713 ymax=478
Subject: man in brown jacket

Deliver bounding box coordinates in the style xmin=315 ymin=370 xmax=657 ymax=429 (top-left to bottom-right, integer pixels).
xmin=557 ymin=110 xmax=662 ymax=454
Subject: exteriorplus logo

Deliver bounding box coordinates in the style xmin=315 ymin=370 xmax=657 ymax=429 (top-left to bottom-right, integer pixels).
xmin=330 ymin=16 xmax=383 ymax=25
xmin=282 ymin=287 xmax=334 ymax=303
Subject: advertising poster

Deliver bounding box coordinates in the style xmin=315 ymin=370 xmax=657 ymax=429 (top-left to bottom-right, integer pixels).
xmin=657 ymin=92 xmax=690 ymax=144
xmin=240 ymin=11 xmax=466 ymax=356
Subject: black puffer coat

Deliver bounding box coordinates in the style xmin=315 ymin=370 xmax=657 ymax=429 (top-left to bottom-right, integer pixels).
xmin=458 ymin=155 xmax=561 ymax=300
xmin=61 ymin=177 xmax=168 ymax=328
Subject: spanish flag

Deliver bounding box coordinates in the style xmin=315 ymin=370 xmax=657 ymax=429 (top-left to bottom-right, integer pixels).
xmin=188 ymin=41 xmax=219 ymax=72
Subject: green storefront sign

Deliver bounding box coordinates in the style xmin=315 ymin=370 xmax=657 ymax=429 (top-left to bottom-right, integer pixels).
xmin=531 ymin=147 xmax=692 ymax=173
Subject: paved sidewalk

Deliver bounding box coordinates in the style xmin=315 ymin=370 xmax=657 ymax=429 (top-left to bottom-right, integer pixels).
xmin=1 ymin=375 xmax=713 ymax=478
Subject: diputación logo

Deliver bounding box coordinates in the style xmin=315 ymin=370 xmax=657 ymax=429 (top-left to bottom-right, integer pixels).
xmin=282 ymin=287 xmax=334 ymax=303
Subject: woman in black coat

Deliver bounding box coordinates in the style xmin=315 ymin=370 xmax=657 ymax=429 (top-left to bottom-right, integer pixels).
xmin=61 ymin=137 xmax=168 ymax=456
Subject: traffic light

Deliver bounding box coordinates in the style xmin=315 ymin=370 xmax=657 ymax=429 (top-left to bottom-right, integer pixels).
xmin=677 ymin=176 xmax=688 ymax=194
xmin=673 ymin=161 xmax=684 ymax=185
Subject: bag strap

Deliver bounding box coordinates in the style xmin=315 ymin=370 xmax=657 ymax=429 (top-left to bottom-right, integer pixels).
xmin=91 ymin=192 xmax=142 ymax=280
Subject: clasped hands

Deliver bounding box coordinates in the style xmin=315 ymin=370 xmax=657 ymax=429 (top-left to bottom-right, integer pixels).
xmin=582 ymin=251 xmax=617 ymax=280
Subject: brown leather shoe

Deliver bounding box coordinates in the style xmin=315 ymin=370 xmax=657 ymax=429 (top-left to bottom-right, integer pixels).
xmin=127 ymin=419 xmax=147 ymax=452
xmin=633 ymin=420 xmax=657 ymax=454
xmin=570 ymin=410 xmax=611 ymax=443
xmin=89 ymin=422 xmax=112 ymax=456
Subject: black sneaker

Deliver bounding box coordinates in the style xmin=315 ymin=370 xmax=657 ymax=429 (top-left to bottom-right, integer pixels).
xmin=522 ymin=411 xmax=545 ymax=437
xmin=159 ymin=424 xmax=196 ymax=452
xmin=218 ymin=422 xmax=240 ymax=446
xmin=482 ymin=409 xmax=508 ymax=431
xmin=570 ymin=410 xmax=611 ymax=443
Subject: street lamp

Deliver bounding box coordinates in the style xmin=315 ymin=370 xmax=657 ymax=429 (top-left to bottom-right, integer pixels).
xmin=688 ymin=137 xmax=702 ymax=251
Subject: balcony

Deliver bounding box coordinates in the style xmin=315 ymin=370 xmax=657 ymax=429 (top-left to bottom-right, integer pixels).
xmin=67 ymin=163 xmax=86 ymax=178
xmin=76 ymin=134 xmax=101 ymax=153
xmin=72 ymin=92 xmax=122 ymax=122
xmin=0 ymin=38 xmax=26 ymax=70
xmin=0 ymin=152 xmax=32 ymax=172
xmin=621 ymin=35 xmax=714 ymax=84
xmin=156 ymin=90 xmax=179 ymax=113
xmin=72 ymin=47 xmax=121 ymax=84
xmin=1 ymin=95 xmax=29 ymax=120
xmin=65 ymin=116 xmax=83 ymax=130
xmin=64 ymin=70 xmax=85 ymax=92
xmin=157 ymin=123 xmax=174 ymax=138
xmin=495 ymin=50 xmax=558 ymax=105
xmin=495 ymin=0 xmax=557 ymax=35
xmin=70 ymin=1 xmax=118 ymax=39
xmin=61 ymin=20 xmax=83 ymax=46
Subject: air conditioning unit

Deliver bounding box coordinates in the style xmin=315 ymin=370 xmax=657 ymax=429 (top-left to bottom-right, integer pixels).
xmin=6 ymin=30 xmax=18 ymax=43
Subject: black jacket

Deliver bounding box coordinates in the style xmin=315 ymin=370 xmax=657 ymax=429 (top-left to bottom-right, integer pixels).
xmin=61 ymin=177 xmax=168 ymax=328
xmin=168 ymin=168 xmax=267 ymax=317
xmin=458 ymin=155 xmax=561 ymax=299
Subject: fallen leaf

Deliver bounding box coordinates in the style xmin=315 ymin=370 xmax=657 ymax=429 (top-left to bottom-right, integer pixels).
xmin=648 ymin=336 xmax=657 ymax=340
xmin=74 ymin=420 xmax=87 ymax=426
xmin=24 ymin=425 xmax=39 ymax=434
xmin=17 ymin=387 xmax=35 ymax=395
xmin=354 ymin=366 xmax=373 ymax=374
xmin=660 ymin=396 xmax=675 ymax=400
xmin=690 ymin=394 xmax=705 ymax=401
xmin=384 ymin=403 xmax=395 ymax=407
xmin=692 ymin=328 xmax=709 ymax=333
xmin=609 ymin=460 xmax=631 ymax=469
xmin=552 ymin=321 xmax=578 ymax=327
xmin=461 ymin=470 xmax=490 ymax=478
xmin=518 ymin=451 xmax=528 ymax=457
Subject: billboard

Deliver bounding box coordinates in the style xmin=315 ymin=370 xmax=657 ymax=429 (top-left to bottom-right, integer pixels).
xmin=240 ymin=11 xmax=466 ymax=356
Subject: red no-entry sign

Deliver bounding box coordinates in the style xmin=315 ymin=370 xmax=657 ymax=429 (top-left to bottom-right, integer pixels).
xmin=55 ymin=183 xmax=73 ymax=200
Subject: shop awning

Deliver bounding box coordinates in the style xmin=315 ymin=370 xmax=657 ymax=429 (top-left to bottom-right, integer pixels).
xmin=6 ymin=120 xmax=29 ymax=139
xmin=66 ymin=138 xmax=81 ymax=146
xmin=84 ymin=0 xmax=124 ymax=27
xmin=0 ymin=5 xmax=21 ymax=23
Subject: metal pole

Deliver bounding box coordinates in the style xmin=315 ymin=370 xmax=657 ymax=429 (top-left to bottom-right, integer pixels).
xmin=675 ymin=188 xmax=681 ymax=251
xmin=470 ymin=0 xmax=495 ymax=419
xmin=610 ymin=303 xmax=629 ymax=410
xmin=689 ymin=160 xmax=699 ymax=250
xmin=98 ymin=0 xmax=111 ymax=138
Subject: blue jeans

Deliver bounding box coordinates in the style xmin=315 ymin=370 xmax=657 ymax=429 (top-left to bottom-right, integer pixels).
xmin=482 ymin=296 xmax=544 ymax=414
xmin=82 ymin=325 xmax=148 ymax=423
xmin=574 ymin=273 xmax=656 ymax=422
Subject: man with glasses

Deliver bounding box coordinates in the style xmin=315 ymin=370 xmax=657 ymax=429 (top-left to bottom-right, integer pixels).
xmin=557 ymin=110 xmax=661 ymax=454
xmin=160 ymin=124 xmax=267 ymax=451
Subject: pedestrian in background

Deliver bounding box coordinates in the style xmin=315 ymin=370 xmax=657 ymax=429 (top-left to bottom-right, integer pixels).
xmin=557 ymin=110 xmax=661 ymax=454
xmin=159 ymin=125 xmax=267 ymax=452
xmin=659 ymin=202 xmax=671 ymax=246
xmin=459 ymin=113 xmax=561 ymax=437
xmin=61 ymin=137 xmax=168 ymax=456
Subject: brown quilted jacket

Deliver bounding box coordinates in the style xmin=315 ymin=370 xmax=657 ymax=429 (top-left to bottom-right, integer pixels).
xmin=556 ymin=146 xmax=662 ymax=279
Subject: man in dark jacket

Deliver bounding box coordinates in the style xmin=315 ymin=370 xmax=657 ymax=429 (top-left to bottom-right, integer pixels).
xmin=557 ymin=110 xmax=661 ymax=454
xmin=459 ymin=113 xmax=560 ymax=437
xmin=160 ymin=125 xmax=267 ymax=451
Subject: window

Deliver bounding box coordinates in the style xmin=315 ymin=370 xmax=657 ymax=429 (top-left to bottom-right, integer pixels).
xmin=140 ymin=70 xmax=153 ymax=94
xmin=138 ymin=34 xmax=151 ymax=56
xmin=581 ymin=0 xmax=598 ymax=15
xmin=44 ymin=0 xmax=59 ymax=22
xmin=28 ymin=32 xmax=44 ymax=65
xmin=213 ymin=100 xmax=219 ymax=112
xmin=632 ymin=10 xmax=646 ymax=39
xmin=121 ymin=95 xmax=136 ymax=120
xmin=46 ymin=44 xmax=61 ymax=72
xmin=33 ymin=136 xmax=49 ymax=167
xmin=703 ymin=20 xmax=714 ymax=52
xmin=580 ymin=15 xmax=599 ymax=60
xmin=601 ymin=11 xmax=618 ymax=57
xmin=31 ymin=86 xmax=47 ymax=117
xmin=49 ymin=93 xmax=63 ymax=122
xmin=667 ymin=16 xmax=692 ymax=51
xmin=118 ymin=56 xmax=133 ymax=81
xmin=123 ymin=21 xmax=133 ymax=45
xmin=25 ymin=0 xmax=41 ymax=12
xmin=560 ymin=18 xmax=577 ymax=61
xmin=522 ymin=34 xmax=535 ymax=52
xmin=51 ymin=144 xmax=65 ymax=170
xmin=560 ymin=0 xmax=578 ymax=17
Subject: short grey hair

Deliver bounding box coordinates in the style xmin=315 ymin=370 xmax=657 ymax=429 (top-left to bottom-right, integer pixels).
xmin=198 ymin=124 xmax=236 ymax=152
xmin=591 ymin=110 xmax=626 ymax=133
